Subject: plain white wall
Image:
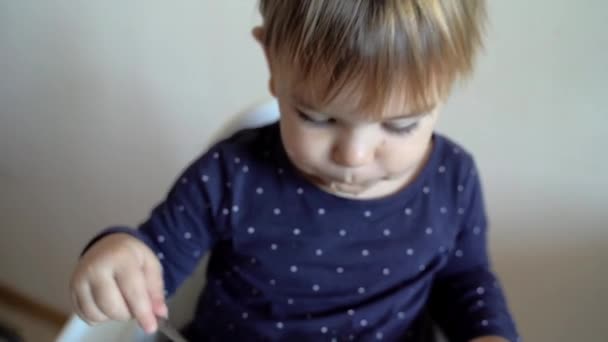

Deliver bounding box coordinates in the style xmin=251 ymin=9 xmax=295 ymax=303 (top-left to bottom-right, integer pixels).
xmin=0 ymin=1 xmax=606 ymax=341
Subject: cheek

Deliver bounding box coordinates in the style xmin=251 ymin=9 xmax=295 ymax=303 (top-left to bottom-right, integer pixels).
xmin=279 ymin=116 xmax=329 ymax=167
xmin=379 ymin=143 xmax=419 ymax=173
xmin=379 ymin=132 xmax=433 ymax=174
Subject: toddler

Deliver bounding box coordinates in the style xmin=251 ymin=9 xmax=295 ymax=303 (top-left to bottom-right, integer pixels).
xmin=70 ymin=1 xmax=519 ymax=341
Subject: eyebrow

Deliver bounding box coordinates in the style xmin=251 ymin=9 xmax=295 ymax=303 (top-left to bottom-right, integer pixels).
xmin=294 ymin=97 xmax=435 ymax=121
xmin=387 ymin=111 xmax=433 ymax=121
xmin=378 ymin=100 xmax=438 ymax=120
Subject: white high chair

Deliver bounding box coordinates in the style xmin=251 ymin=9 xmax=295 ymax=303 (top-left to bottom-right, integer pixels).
xmin=55 ymin=100 xmax=280 ymax=342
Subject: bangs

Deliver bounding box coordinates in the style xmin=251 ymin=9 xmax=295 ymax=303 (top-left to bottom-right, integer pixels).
xmin=280 ymin=56 xmax=446 ymax=119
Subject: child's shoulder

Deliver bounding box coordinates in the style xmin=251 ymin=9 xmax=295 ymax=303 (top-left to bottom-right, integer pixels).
xmin=189 ymin=122 xmax=282 ymax=176
xmin=214 ymin=122 xmax=280 ymax=158
xmin=433 ymin=133 xmax=479 ymax=176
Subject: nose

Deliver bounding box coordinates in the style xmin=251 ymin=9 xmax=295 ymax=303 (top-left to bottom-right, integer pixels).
xmin=331 ymin=133 xmax=375 ymax=168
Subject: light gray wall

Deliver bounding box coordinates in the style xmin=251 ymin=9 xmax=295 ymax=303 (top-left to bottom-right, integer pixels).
xmin=0 ymin=1 xmax=606 ymax=341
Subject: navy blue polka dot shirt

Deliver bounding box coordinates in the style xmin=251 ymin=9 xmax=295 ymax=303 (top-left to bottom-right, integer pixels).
xmin=90 ymin=123 xmax=519 ymax=341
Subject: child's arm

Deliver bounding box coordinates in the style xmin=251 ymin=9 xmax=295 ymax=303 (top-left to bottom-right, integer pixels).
xmin=71 ymin=145 xmax=230 ymax=332
xmin=428 ymin=160 xmax=520 ymax=342
xmin=107 ymin=149 xmax=230 ymax=295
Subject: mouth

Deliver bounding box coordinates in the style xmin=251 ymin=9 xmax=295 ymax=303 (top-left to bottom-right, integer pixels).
xmin=329 ymin=182 xmax=367 ymax=194
xmin=302 ymin=169 xmax=380 ymax=195
xmin=325 ymin=177 xmax=380 ymax=196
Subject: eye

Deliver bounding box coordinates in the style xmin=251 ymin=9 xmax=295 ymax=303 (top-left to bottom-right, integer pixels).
xmin=382 ymin=122 xmax=419 ymax=135
xmin=297 ymin=110 xmax=336 ymax=126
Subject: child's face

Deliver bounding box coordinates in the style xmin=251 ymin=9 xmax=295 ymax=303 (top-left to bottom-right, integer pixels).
xmin=275 ymin=81 xmax=440 ymax=198
xmin=254 ymin=27 xmax=441 ymax=198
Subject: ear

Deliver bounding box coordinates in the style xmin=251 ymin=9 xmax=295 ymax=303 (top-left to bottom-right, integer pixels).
xmin=252 ymin=26 xmax=277 ymax=97
xmin=252 ymin=26 xmax=264 ymax=44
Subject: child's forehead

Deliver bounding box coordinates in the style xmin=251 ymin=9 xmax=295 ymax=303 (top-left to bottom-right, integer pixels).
xmin=274 ymin=61 xmax=443 ymax=120
xmin=288 ymin=84 xmax=439 ymax=120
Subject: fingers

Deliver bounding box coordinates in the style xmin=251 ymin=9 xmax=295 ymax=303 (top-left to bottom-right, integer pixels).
xmin=115 ymin=267 xmax=158 ymax=333
xmin=89 ymin=273 xmax=132 ymax=321
xmin=72 ymin=282 xmax=109 ymax=325
xmin=143 ymin=254 xmax=168 ymax=318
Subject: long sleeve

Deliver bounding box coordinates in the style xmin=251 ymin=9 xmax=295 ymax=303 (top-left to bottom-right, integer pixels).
xmin=83 ymin=145 xmax=231 ymax=297
xmin=428 ymin=160 xmax=520 ymax=342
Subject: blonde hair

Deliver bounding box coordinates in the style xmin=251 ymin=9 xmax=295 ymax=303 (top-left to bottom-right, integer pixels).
xmin=258 ymin=0 xmax=487 ymax=117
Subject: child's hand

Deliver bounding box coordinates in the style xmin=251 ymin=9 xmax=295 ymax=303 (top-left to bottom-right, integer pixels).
xmin=69 ymin=233 xmax=167 ymax=333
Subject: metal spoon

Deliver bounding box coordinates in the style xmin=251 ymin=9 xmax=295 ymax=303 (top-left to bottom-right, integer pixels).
xmin=156 ymin=316 xmax=188 ymax=342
